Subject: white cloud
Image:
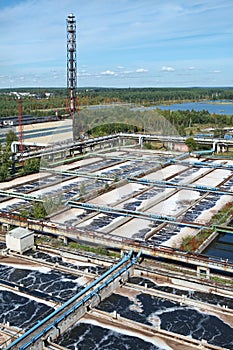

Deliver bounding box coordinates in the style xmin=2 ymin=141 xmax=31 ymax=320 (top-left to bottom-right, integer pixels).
xmin=0 ymin=0 xmax=232 ymax=88
xmin=161 ymin=66 xmax=175 ymax=72
xmin=135 ymin=68 xmax=148 ymax=73
xmin=100 ymin=70 xmax=116 ymax=76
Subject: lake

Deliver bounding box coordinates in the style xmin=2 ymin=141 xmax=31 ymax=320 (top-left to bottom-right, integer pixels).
xmin=151 ymin=100 xmax=233 ymax=115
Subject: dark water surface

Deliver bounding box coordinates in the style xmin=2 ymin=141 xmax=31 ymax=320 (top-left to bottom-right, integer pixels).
xmin=0 ymin=263 xmax=84 ymax=302
xmin=0 ymin=289 xmax=53 ymax=330
xmin=58 ymin=290 xmax=233 ymax=350
xmin=58 ymin=323 xmax=161 ymax=350
xmin=0 ymin=249 xmax=232 ymax=350
xmin=203 ymin=232 xmax=233 ymax=261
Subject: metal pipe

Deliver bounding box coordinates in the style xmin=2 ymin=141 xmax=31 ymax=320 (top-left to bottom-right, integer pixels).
xmin=6 ymin=250 xmax=134 ymax=350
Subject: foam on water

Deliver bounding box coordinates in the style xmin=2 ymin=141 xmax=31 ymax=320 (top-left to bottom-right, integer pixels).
xmin=96 ymin=292 xmax=233 ymax=349
xmin=59 ymin=319 xmax=173 ymax=350
xmin=0 ymin=262 xmax=51 ymax=273
xmin=0 ymin=289 xmax=53 ymax=330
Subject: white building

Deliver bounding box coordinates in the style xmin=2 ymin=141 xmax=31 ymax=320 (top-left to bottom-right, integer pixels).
xmin=6 ymin=227 xmax=34 ymax=254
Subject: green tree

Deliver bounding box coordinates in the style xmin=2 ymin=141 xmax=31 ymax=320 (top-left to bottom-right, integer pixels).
xmin=21 ymin=158 xmax=40 ymax=175
xmin=79 ymin=183 xmax=86 ymax=196
xmin=213 ymin=128 xmax=224 ymax=138
xmin=33 ymin=202 xmax=47 ymax=219
xmin=185 ymin=137 xmax=198 ymax=153
xmin=5 ymin=130 xmax=18 ymax=146
xmin=0 ymin=163 xmax=9 ymax=181
xmin=44 ymin=195 xmax=63 ymax=215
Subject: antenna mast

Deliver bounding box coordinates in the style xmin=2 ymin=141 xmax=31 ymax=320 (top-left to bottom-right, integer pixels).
xmin=17 ymin=97 xmax=23 ymax=153
xmin=66 ymin=13 xmax=77 ymax=118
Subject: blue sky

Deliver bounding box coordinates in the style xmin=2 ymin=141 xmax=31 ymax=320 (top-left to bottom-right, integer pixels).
xmin=0 ymin=0 xmax=232 ymax=88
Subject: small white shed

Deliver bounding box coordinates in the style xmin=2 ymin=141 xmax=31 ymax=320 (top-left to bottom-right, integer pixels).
xmin=6 ymin=227 xmax=34 ymax=254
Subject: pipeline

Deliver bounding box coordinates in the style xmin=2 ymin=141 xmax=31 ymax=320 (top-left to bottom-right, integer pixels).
xmin=127 ymin=177 xmax=233 ymax=196
xmin=66 ymin=201 xmax=207 ymax=230
xmin=5 ymin=250 xmax=141 ymax=350
xmin=190 ymin=141 xmax=216 ymax=158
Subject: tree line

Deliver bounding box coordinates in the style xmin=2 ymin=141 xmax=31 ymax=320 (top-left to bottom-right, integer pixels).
xmin=73 ymin=105 xmax=233 ymax=139
xmin=1 ymin=87 xmax=233 ymax=118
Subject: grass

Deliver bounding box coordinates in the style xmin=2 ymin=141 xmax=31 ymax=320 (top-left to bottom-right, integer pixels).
xmin=36 ymin=235 xmax=120 ymax=258
xmin=180 ymin=229 xmax=212 ymax=252
xmin=180 ymin=202 xmax=233 ymax=252
xmin=210 ymin=275 xmax=233 ymax=285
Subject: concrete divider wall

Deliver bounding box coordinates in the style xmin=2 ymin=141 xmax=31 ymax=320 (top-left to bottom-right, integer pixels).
xmin=54 ymin=305 xmax=86 ymax=340
xmin=45 ymin=269 xmax=133 ymax=346
xmin=133 ymin=268 xmax=233 ymax=298
xmin=196 ymin=230 xmax=219 ymax=254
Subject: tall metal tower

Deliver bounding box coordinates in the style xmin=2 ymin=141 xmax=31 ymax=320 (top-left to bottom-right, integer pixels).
xmin=17 ymin=97 xmax=24 ymax=165
xmin=17 ymin=97 xmax=23 ymax=153
xmin=66 ymin=13 xmax=77 ymax=117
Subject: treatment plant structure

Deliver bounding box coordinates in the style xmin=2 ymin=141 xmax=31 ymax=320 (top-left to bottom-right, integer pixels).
xmin=0 ymin=12 xmax=233 ymax=350
xmin=0 ymin=138 xmax=233 ymax=350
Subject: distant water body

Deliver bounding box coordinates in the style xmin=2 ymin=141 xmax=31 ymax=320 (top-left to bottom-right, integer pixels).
xmin=152 ymin=100 xmax=233 ymax=114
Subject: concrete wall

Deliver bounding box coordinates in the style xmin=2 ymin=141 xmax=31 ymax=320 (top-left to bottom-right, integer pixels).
xmin=173 ymin=143 xmax=189 ymax=152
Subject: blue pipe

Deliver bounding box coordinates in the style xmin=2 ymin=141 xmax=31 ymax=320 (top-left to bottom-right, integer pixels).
xmin=6 ymin=250 xmax=134 ymax=350
xmin=128 ymin=177 xmax=233 ymax=196
xmin=21 ymin=252 xmax=139 ymax=350
xmin=67 ymin=202 xmax=176 ymax=223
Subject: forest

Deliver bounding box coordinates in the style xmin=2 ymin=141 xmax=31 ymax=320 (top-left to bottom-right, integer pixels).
xmin=0 ymin=86 xmax=232 ymax=139
xmin=0 ymin=86 xmax=233 ymax=119
xmin=0 ymin=86 xmax=233 ymax=181
xmin=73 ymin=105 xmax=233 ymax=139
